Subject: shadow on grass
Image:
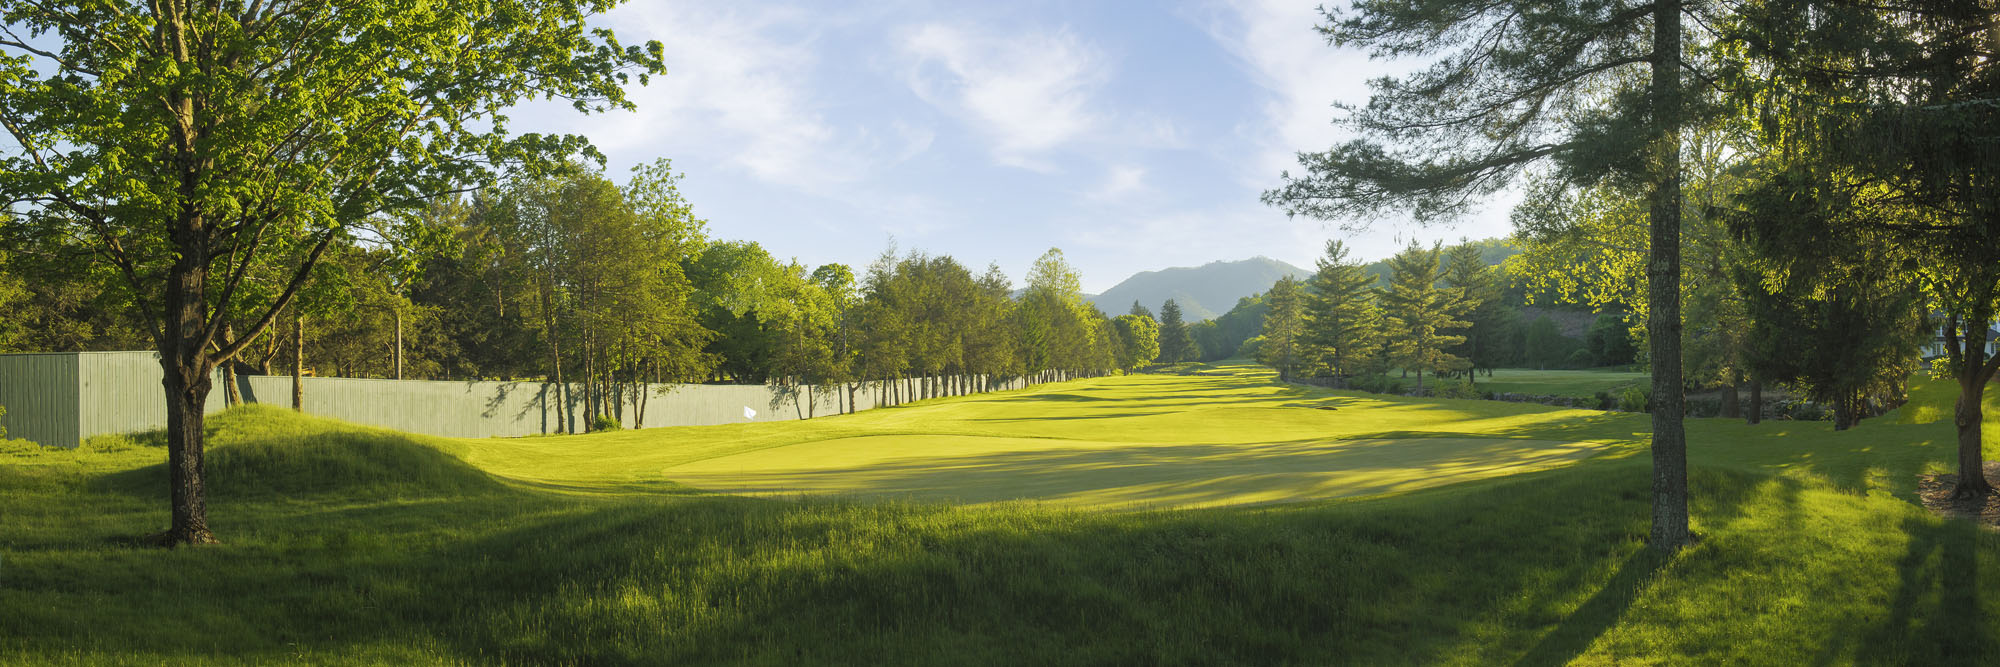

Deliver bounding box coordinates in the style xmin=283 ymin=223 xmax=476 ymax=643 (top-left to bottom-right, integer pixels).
xmin=1852 ymin=516 xmax=1995 ymax=665
xmin=1510 ymin=548 xmax=1668 ymax=667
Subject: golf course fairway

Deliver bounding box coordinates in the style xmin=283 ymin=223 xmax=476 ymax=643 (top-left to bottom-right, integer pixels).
xmin=464 ymin=363 xmax=1627 ymax=508
xmin=662 ymin=434 xmax=1601 ymax=509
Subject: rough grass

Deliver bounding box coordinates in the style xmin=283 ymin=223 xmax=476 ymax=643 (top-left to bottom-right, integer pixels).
xmin=1476 ymin=368 xmax=1651 ymax=399
xmin=1 ymin=364 xmax=1997 ymax=665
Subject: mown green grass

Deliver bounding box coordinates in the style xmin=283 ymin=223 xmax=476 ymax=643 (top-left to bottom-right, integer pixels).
xmin=1476 ymin=368 xmax=1651 ymax=399
xmin=1 ymin=363 xmax=1997 ymax=665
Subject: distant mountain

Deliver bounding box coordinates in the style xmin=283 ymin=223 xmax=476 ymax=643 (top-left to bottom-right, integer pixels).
xmin=1088 ymin=257 xmax=1311 ymax=322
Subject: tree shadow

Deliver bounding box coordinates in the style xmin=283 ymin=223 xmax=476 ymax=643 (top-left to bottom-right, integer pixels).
xmin=1509 ymin=548 xmax=1669 ymax=667
xmin=1850 ymin=516 xmax=1994 ymax=665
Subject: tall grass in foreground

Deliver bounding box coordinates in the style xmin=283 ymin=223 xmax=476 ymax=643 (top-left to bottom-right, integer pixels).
xmin=0 ymin=378 xmax=1995 ymax=665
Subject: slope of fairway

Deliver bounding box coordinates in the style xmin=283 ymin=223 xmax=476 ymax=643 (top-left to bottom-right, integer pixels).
xmin=460 ymin=364 xmax=1637 ymax=508
xmin=1478 ymin=368 xmax=1650 ymax=398
xmin=3 ymin=363 xmax=1998 ymax=665
xmin=664 ymin=434 xmax=1600 ymax=508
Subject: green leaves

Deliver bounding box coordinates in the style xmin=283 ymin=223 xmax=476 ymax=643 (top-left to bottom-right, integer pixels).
xmin=0 ymin=0 xmax=663 ymax=356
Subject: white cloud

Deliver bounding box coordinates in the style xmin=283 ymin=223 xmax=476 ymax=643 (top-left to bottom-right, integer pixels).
xmin=1193 ymin=0 xmax=1388 ymax=183
xmin=900 ymin=23 xmax=1108 ymax=170
xmin=1090 ymin=165 xmax=1148 ymax=201
xmin=544 ymin=3 xmax=928 ymax=191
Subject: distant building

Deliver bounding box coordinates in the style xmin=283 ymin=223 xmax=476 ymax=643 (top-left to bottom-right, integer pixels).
xmin=1921 ymin=318 xmax=2000 ymax=360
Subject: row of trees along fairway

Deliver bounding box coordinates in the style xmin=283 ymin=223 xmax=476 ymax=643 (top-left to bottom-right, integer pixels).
xmin=1264 ymin=0 xmax=2000 ymax=546
xmin=3 ymin=145 xmax=1141 ymax=545
xmin=0 ymin=1 xmax=664 ymax=545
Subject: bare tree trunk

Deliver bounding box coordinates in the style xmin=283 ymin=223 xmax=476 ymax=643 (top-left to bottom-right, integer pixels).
xmin=634 ymin=381 xmax=648 ymax=429
xmin=544 ymin=307 xmax=568 ymax=434
xmin=292 ymin=313 xmax=305 ymax=411
xmin=259 ymin=328 xmax=278 ymax=375
xmin=218 ymin=324 xmax=241 ymax=407
xmin=1646 ymin=0 xmax=1691 ymax=550
xmin=1748 ymin=376 xmax=1763 ymax=425
xmin=1721 ymin=376 xmax=1741 ymax=419
xmin=581 ymin=330 xmax=596 ymax=430
xmin=394 ymin=305 xmax=404 ymax=380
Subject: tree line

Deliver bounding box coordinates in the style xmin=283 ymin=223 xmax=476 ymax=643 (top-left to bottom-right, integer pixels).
xmin=1 ymin=164 xmax=1150 ymax=431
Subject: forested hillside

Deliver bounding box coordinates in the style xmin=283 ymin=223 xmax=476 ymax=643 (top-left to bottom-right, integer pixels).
xmin=1087 ymin=257 xmax=1309 ymax=321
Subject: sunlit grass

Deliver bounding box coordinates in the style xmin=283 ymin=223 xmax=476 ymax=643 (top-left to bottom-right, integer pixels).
xmin=1 ymin=363 xmax=1997 ymax=664
xmin=1476 ymin=368 xmax=1651 ymax=398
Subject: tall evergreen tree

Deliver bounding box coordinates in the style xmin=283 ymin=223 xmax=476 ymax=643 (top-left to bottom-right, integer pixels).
xmin=1442 ymin=243 xmax=1500 ymax=376
xmin=1378 ymin=243 xmax=1471 ymax=393
xmin=1259 ymin=0 xmax=1701 ymax=549
xmin=1129 ymin=301 xmax=1155 ymax=321
xmin=1301 ymin=240 xmax=1379 ymax=386
xmin=1258 ymin=276 xmax=1306 ymax=380
xmin=1157 ymin=299 xmax=1197 ymax=364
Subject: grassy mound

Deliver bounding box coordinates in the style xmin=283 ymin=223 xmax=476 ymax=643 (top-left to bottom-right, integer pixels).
xmin=92 ymin=405 xmax=504 ymax=500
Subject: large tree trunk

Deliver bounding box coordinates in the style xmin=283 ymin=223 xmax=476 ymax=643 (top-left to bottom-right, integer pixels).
xmin=158 ymin=219 xmax=219 ymax=546
xmin=1953 ymin=377 xmax=1994 ymax=497
xmin=161 ymin=360 xmax=217 ymax=546
xmin=1646 ymin=0 xmax=1692 ymax=551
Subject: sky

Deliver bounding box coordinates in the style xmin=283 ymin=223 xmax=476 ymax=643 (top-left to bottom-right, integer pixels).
xmin=514 ymin=0 xmax=1520 ymax=293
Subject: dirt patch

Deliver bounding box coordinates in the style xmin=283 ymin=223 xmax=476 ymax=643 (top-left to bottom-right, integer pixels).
xmin=1917 ymin=462 xmax=2000 ymax=529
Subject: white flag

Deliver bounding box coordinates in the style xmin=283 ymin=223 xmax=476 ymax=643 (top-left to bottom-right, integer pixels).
xmin=743 ymin=406 xmax=757 ymax=420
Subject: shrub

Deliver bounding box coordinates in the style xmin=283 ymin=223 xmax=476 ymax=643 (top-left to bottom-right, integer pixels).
xmin=1428 ymin=379 xmax=1482 ymax=400
xmin=1684 ymin=395 xmax=1722 ymax=419
xmin=1593 ymin=390 xmax=1617 ymax=411
xmin=1617 ymin=386 xmax=1650 ymax=413
xmin=591 ymin=415 xmax=623 ymax=432
xmin=1349 ymin=374 xmax=1405 ymax=395
xmin=1783 ymin=400 xmax=1829 ymax=421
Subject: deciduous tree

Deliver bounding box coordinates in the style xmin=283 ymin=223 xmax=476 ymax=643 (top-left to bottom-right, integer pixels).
xmin=0 ymin=0 xmax=661 ymax=545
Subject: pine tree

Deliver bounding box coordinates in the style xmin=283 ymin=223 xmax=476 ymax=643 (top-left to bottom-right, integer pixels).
xmin=1258 ymin=0 xmax=1699 ymax=549
xmin=1301 ymin=240 xmax=1379 ymax=386
xmin=1441 ymin=243 xmax=1499 ymax=376
xmin=1129 ymin=301 xmax=1155 ymax=321
xmin=1258 ymin=277 xmax=1306 ymax=380
xmin=1378 ymin=242 xmax=1470 ymax=393
xmin=1157 ymin=299 xmax=1197 ymax=364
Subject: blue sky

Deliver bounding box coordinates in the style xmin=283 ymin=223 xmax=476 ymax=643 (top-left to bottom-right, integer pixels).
xmin=516 ymin=0 xmax=1519 ymax=293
